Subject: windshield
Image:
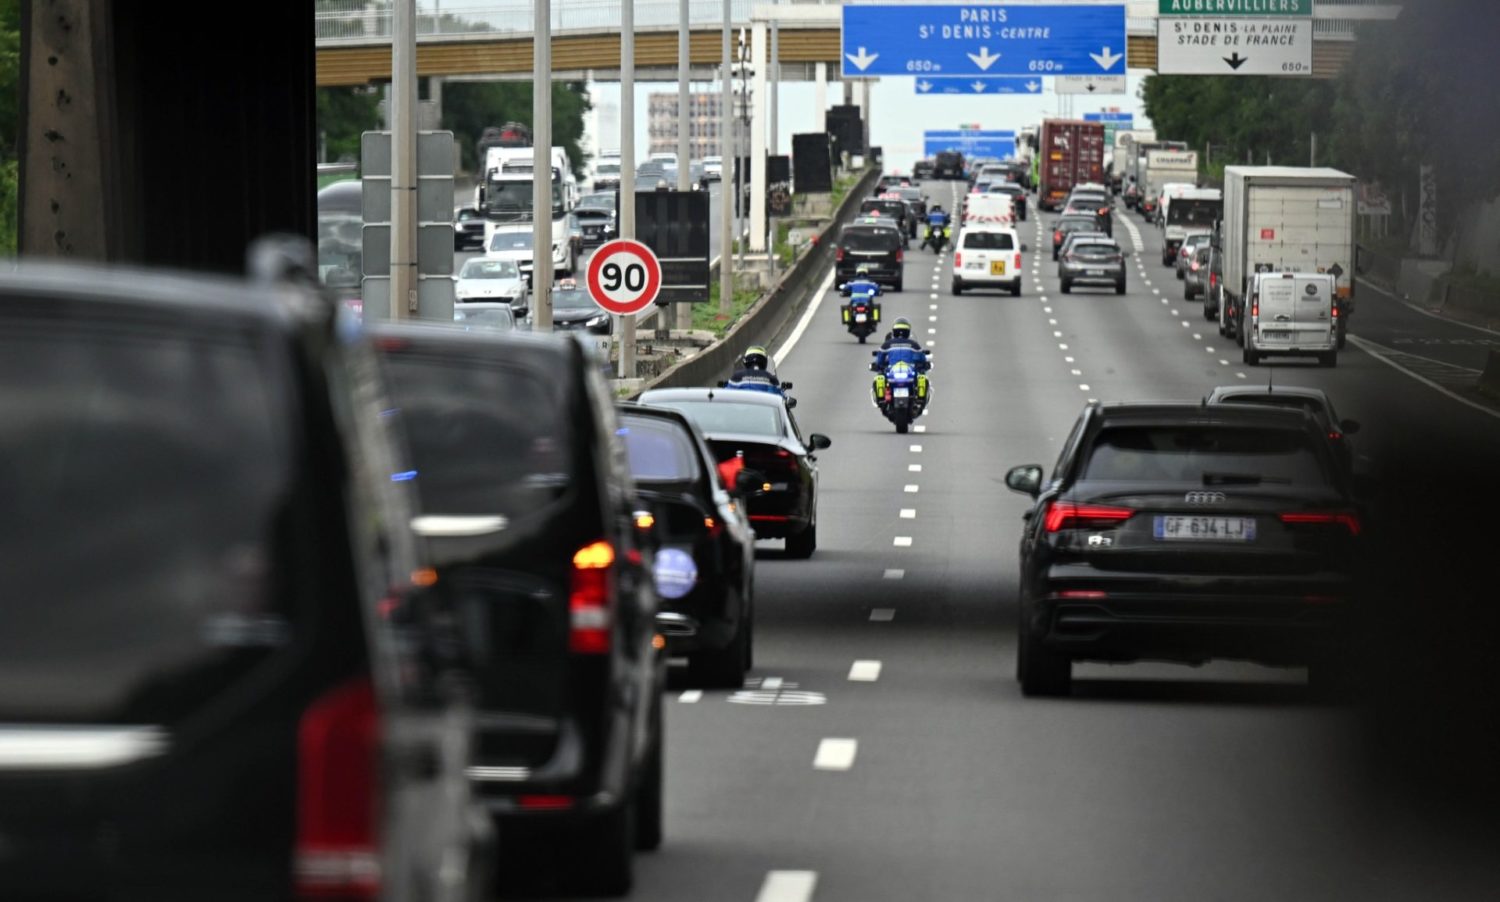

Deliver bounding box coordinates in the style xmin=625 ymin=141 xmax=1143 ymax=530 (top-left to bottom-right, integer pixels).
xmin=1083 ymin=426 xmax=1328 ymax=485
xmin=553 ymin=289 xmax=598 ymax=312
xmin=842 ymin=228 xmax=899 ymax=252
xmin=578 ymin=194 xmax=615 ymax=212
xmin=378 ymin=351 xmax=571 ymax=515
xmin=1168 ymin=199 xmax=1222 ymax=228
xmin=0 ymin=319 xmax=290 ymax=724
xmin=647 ymin=400 xmax=782 ymax=438
xmin=596 ymin=163 xmax=620 ymax=175
xmin=460 ymin=258 xmax=520 ymax=279
xmin=489 ymin=232 xmax=533 ymax=252
xmin=484 ymin=179 xmax=565 ymax=218
xmin=962 ymin=231 xmax=1016 ymax=250
xmin=617 ymin=416 xmax=702 ymax=482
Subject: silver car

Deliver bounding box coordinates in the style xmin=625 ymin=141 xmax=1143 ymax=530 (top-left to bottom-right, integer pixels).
xmin=456 ymin=256 xmax=529 ymax=315
xmin=1174 ymin=232 xmax=1212 ymax=280
xmin=1184 ymin=243 xmax=1212 ymax=301
xmin=1059 ymin=237 xmax=1127 ymax=295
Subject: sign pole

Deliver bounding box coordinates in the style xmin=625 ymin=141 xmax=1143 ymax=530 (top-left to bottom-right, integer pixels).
xmin=719 ymin=0 xmax=734 ymax=315
xmin=389 ymin=0 xmax=416 ymax=319
xmin=532 ymin=0 xmax=553 ymax=332
xmin=618 ymin=0 xmax=636 ymax=376
xmin=674 ymin=0 xmax=693 ymax=334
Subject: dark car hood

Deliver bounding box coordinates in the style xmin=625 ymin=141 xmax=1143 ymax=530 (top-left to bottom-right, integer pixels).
xmin=574 ymin=209 xmax=612 ymax=222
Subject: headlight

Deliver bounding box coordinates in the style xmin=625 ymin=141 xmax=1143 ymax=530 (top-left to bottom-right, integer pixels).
xmin=586 ymin=314 xmax=608 ymax=328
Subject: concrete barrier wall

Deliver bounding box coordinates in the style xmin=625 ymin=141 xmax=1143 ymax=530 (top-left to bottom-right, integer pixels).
xmin=634 ymin=167 xmax=881 ymax=395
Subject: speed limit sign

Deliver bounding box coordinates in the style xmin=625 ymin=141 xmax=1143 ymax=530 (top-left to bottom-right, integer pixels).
xmin=585 ymin=239 xmax=663 ymax=316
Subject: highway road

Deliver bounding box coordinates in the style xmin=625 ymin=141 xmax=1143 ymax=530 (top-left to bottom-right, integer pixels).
xmin=504 ymin=181 xmax=1500 ymax=901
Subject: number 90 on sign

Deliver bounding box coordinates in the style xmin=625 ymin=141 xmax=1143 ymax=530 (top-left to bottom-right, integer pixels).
xmin=586 ymin=239 xmax=663 ymax=317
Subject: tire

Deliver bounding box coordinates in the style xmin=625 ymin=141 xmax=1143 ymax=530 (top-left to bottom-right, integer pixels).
xmin=785 ymin=522 xmax=817 ymax=559
xmin=894 ymin=278 xmax=904 ymax=293
xmin=1012 ymin=281 xmax=1023 ymax=297
xmin=1115 ymin=279 xmax=1127 ymax=295
xmin=895 ymin=420 xmax=909 ymax=434
xmin=1204 ymin=301 xmax=1217 ymax=321
xmin=1242 ymin=345 xmax=1260 ymax=365
xmin=1184 ymin=284 xmax=1196 ymax=301
xmin=687 ymin=622 xmax=748 ymax=687
xmin=1336 ymin=319 xmax=1348 ymax=350
xmin=1162 ymin=252 xmax=1173 ymax=267
xmin=857 ymin=333 xmax=868 ymax=344
xmin=951 ymin=279 xmax=963 ymax=296
xmin=1176 ymin=268 xmax=1185 ymax=281
xmin=634 ymin=706 xmax=664 ymax=851
xmin=1060 ymin=279 xmax=1072 ymax=294
xmin=1320 ymin=351 xmax=1338 ymax=368
xmin=1017 ymin=599 xmax=1071 ymax=697
xmin=573 ymin=801 xmax=634 ymax=897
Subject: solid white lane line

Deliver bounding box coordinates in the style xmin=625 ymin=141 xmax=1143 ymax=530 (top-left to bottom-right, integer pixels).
xmin=773 ymin=267 xmax=836 ymax=366
xmin=754 ymin=870 xmax=819 ymax=902
xmin=814 ymin=738 xmax=858 ymax=771
xmin=900 ymin=508 xmax=916 ymax=519
xmin=904 ymin=484 xmax=919 ymax=493
xmin=1349 ymin=334 xmax=1500 ymax=422
xmin=678 ymin=690 xmax=703 ymax=703
xmin=848 ymin=661 xmax=883 ymax=682
xmin=893 ymin=536 xmax=913 ymax=547
xmin=870 ymin=608 xmax=896 ymax=621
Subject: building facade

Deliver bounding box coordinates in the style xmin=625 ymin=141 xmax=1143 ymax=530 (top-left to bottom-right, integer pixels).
xmin=647 ymin=91 xmax=748 ymax=158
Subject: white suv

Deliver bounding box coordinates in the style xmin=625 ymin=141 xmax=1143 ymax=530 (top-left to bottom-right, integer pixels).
xmin=952 ymin=225 xmax=1024 ymax=296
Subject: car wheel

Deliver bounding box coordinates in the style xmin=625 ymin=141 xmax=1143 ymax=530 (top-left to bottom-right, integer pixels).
xmin=1336 ymin=319 xmax=1348 ymax=350
xmin=894 ymin=278 xmax=904 ymax=293
xmin=858 ymin=333 xmax=868 ymax=344
xmin=634 ymin=704 xmax=664 ymax=851
xmin=1176 ymin=268 xmax=1185 ymax=280
xmin=1320 ymin=351 xmax=1338 ymax=368
xmin=1162 ymin=252 xmax=1172 ymax=266
xmin=573 ymin=800 xmax=634 ymax=897
xmin=1115 ymin=279 xmax=1126 ymax=295
xmin=951 ymin=278 xmax=963 ymax=296
xmin=688 ymin=620 xmax=749 ymax=688
xmin=785 ymin=522 xmax=817 ymax=559
xmin=1060 ymin=279 xmax=1072 ymax=294
xmin=1017 ymin=598 xmax=1071 ymax=697
xmin=1204 ymin=301 xmax=1217 ymax=321
xmin=1184 ymin=284 xmax=1195 ymax=300
xmin=1012 ymin=281 xmax=1023 ymax=297
xmin=1242 ymin=345 xmax=1260 ymax=365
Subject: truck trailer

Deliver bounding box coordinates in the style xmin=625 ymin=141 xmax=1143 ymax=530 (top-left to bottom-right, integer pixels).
xmin=1037 ymin=120 xmax=1106 ymax=212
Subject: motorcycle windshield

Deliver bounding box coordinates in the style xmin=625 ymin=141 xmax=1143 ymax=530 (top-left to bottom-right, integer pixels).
xmin=885 ymin=348 xmax=927 ymax=368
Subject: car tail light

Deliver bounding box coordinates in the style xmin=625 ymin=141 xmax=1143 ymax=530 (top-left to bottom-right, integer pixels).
xmin=1053 ymin=230 xmax=1063 ymax=243
xmin=1331 ymin=305 xmax=1340 ymax=318
xmin=296 ymin=677 xmax=381 ymax=899
xmin=517 ymin=795 xmax=575 ymax=811
xmin=570 ymin=541 xmax=615 ymax=654
xmin=1328 ymin=431 xmax=1343 ymax=441
xmin=704 ymin=516 xmax=722 ymax=538
xmin=1251 ymin=302 xmax=1259 ymax=319
xmin=1056 ymin=590 xmax=1107 ymax=600
xmin=895 ymin=248 xmax=903 ymax=263
xmin=836 ymin=247 xmax=845 ymax=262
xmin=1279 ymin=511 xmax=1361 ymax=536
xmin=1190 ymin=262 xmax=1200 ymax=273
xmin=1015 ymin=254 xmax=1022 ymax=270
xmin=1210 ymin=272 xmax=1218 ymax=289
xmin=954 ymin=252 xmax=962 ymax=267
xmin=1044 ymin=501 xmax=1134 ymax=533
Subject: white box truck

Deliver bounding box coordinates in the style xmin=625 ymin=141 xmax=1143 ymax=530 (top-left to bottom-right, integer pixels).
xmin=1219 ymin=166 xmax=1357 ymax=350
xmin=1141 ymin=149 xmax=1199 ymax=222
xmin=1160 ymin=186 xmax=1223 ymax=265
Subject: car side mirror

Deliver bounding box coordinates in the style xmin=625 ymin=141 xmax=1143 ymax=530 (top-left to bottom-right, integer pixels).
xmin=1005 ymin=464 xmax=1044 ymax=499
xmin=715 ymin=380 xmax=728 ymax=388
xmin=1339 ymin=419 xmax=1361 ymax=435
xmin=809 ymin=433 xmax=832 ymax=451
xmin=734 ymin=468 xmax=767 ymax=496
xmin=781 ymin=381 xmax=794 ymax=391
xmin=786 ymin=397 xmax=798 ymax=409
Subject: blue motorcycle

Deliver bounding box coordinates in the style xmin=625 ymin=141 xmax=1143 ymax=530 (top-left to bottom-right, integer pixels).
xmin=869 ymin=347 xmax=931 ymax=434
xmin=838 ymin=280 xmax=882 ymax=344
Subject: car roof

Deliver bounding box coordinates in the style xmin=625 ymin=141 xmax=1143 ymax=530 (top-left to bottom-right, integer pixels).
xmin=369 ymin=319 xmax=577 ymax=365
xmin=1058 ymin=215 xmax=1099 ymax=225
xmin=638 ymin=387 xmax=788 ymax=409
xmin=1207 ymin=385 xmax=1330 ymax=404
xmin=1093 ymin=402 xmax=1319 ymax=429
xmin=960 ymin=223 xmax=1019 ymax=237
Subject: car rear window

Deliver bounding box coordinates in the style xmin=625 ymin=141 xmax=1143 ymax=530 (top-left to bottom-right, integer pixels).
xmin=861 ymin=201 xmax=905 ymax=217
xmin=648 ymin=400 xmax=782 ymax=438
xmin=0 ymin=317 xmax=291 ymax=723
xmin=1082 ymin=426 xmax=1328 ymax=485
xmin=1216 ymin=396 xmax=1329 ymax=421
xmin=962 ymin=231 xmax=1016 ymax=250
xmin=618 ymin=415 xmax=702 ymax=482
xmin=379 ymin=349 xmax=572 ymax=515
xmin=841 ymin=228 xmax=899 ymax=252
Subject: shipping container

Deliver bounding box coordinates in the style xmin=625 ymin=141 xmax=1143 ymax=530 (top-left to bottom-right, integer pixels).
xmin=1037 ymin=120 xmax=1106 ymax=212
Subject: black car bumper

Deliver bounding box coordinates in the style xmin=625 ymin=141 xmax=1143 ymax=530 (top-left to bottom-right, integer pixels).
xmin=837 ymin=262 xmax=901 ymax=287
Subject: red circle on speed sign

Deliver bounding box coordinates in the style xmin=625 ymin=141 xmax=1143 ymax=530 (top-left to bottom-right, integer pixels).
xmin=586 ymin=239 xmax=663 ymax=316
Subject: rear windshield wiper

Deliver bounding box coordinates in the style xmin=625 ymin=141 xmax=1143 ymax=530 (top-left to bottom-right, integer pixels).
xmin=1201 ymin=472 xmax=1291 ymax=486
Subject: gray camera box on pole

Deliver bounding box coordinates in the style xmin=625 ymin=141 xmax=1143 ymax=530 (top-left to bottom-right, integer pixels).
xmin=360 ymin=130 xmax=457 ymax=320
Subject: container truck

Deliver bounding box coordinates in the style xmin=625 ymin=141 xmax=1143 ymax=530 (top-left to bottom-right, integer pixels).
xmin=1110 ymin=129 xmax=1157 ymax=194
xmin=1217 ymin=166 xmax=1358 ymax=350
xmin=1037 ymin=119 xmax=1106 ymax=212
xmin=1140 ymin=149 xmax=1199 ymax=221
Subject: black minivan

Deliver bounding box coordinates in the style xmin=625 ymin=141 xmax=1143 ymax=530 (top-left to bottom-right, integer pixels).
xmin=0 ymin=245 xmax=485 ymax=901
xmin=836 ymin=221 xmax=906 ymax=292
xmin=371 ymin=323 xmax=666 ymax=897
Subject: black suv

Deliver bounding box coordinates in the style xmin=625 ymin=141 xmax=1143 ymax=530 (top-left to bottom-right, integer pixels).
xmin=0 ymin=245 xmax=485 ymax=901
xmin=617 ymin=404 xmax=759 ymax=687
xmin=858 ymin=198 xmax=913 ymax=246
xmin=372 ymin=324 xmax=665 ymax=896
xmin=836 ymin=221 xmax=906 ymax=291
xmin=1006 ymin=402 xmax=1361 ymax=697
xmin=934 ymin=150 xmax=966 ymax=180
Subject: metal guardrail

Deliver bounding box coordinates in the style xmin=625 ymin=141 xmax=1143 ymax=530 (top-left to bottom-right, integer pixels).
xmin=634 ymin=166 xmax=880 ymax=395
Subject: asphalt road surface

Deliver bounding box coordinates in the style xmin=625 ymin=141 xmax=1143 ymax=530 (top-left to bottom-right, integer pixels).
xmin=504 ymin=180 xmax=1500 ymax=901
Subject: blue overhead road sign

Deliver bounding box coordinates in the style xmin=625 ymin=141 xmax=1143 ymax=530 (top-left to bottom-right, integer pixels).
xmin=923 ymin=130 xmax=1017 ymax=160
xmin=842 ymin=4 xmax=1127 ymax=77
xmin=1085 ymin=112 xmax=1135 ymax=124
xmin=915 ymin=77 xmax=1044 ymax=96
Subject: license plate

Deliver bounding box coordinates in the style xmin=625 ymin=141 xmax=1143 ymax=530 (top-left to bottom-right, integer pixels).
xmin=893 ymin=388 xmax=910 ymax=398
xmin=990 ymin=261 xmax=1007 ymax=275
xmin=967 ymin=262 xmax=984 ymax=270
xmin=855 ymin=313 xmax=867 ymax=323
xmin=1153 ymin=516 xmax=1257 ymax=542
xmin=1262 ymin=331 xmax=1292 ymax=342
xmin=1087 ymin=269 xmax=1106 ymax=276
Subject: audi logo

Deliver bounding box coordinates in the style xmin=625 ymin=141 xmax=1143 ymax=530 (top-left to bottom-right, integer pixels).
xmin=1184 ymin=492 xmax=1227 ymax=504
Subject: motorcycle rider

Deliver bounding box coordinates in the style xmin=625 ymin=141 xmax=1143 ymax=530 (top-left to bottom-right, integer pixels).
xmin=922 ymin=204 xmax=951 ymax=252
xmin=872 ymin=318 xmax=928 ymax=370
xmin=841 ymin=263 xmax=883 ymax=300
xmin=730 ymin=345 xmax=781 ymax=387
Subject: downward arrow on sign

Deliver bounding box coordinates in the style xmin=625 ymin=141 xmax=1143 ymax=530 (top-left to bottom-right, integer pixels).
xmin=971 ymin=81 xmax=987 ymax=93
xmin=1089 ymin=46 xmax=1123 ymax=70
xmin=917 ymin=80 xmax=933 ymax=92
xmin=967 ymin=47 xmax=1000 ymax=71
xmin=1224 ymin=52 xmax=1249 ymax=70
xmin=846 ymin=47 xmax=878 ymax=71
xmin=1025 ymin=81 xmax=1041 ymax=93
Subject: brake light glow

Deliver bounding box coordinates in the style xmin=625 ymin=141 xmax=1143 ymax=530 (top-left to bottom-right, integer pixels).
xmin=1210 ymin=273 xmax=1218 ymax=288
xmin=895 ymin=248 xmax=903 ymax=263
xmin=1190 ymin=262 xmax=1200 ymax=272
xmin=1056 ymin=590 xmax=1108 ymax=600
xmin=570 ymin=541 xmax=615 ymax=654
xmin=1015 ymin=254 xmax=1022 ymax=270
xmin=1053 ymin=230 xmax=1063 ymax=243
xmin=1044 ymin=501 xmax=1134 ymax=533
xmin=1279 ymin=512 xmax=1361 ymax=536
xmin=954 ymin=252 xmax=962 ymax=267
xmin=836 ymin=247 xmax=845 ymax=262
xmin=518 ymin=795 xmax=575 ymax=811
xmin=296 ymin=677 xmax=381 ymax=899
xmin=1251 ymin=302 xmax=1259 ymax=319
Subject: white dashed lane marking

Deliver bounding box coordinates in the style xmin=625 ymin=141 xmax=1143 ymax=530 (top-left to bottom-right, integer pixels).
xmin=848 ymin=660 xmax=883 ymax=682
xmin=904 ymin=484 xmax=919 ymax=493
xmin=814 ymin=738 xmax=858 ymax=771
xmin=900 ymin=509 xmax=916 ymax=519
xmin=754 ymin=871 xmax=819 ymax=902
xmin=678 ymin=690 xmax=703 ymax=703
xmin=893 ymin=536 xmax=913 ymax=546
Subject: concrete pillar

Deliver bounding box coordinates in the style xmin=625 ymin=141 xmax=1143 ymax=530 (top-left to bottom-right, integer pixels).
xmin=20 ymin=0 xmax=120 ymax=259
xmin=814 ymin=62 xmax=827 ymax=131
xmin=749 ymin=21 xmax=767 ymax=253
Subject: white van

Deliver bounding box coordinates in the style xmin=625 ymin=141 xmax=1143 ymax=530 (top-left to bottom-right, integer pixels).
xmin=961 ymin=193 xmax=1016 ymax=228
xmin=952 ymin=224 xmax=1024 ymax=296
xmin=1242 ymin=271 xmax=1338 ymax=367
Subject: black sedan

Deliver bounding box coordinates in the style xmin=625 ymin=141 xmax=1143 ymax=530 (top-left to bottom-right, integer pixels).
xmin=574 ymin=192 xmax=618 ymax=247
xmin=551 ymin=279 xmax=612 ymax=334
xmin=1205 ymin=385 xmax=1361 ymax=474
xmin=454 ymin=205 xmax=486 ymax=250
xmin=1006 ymin=402 xmax=1361 ymax=697
xmin=636 ymin=387 xmax=830 ymax=558
xmin=618 ymin=404 xmax=759 ymax=687
xmin=1051 ymin=215 xmax=1103 ymax=259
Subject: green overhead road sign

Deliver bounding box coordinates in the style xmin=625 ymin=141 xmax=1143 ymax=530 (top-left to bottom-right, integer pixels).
xmin=1159 ymin=0 xmax=1312 ymax=14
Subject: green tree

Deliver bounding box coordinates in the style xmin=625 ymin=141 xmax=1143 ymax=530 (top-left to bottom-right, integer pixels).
xmin=442 ymin=81 xmax=592 ymax=176
xmin=0 ymin=0 xmax=20 ymax=255
xmin=317 ymin=86 xmax=382 ymax=163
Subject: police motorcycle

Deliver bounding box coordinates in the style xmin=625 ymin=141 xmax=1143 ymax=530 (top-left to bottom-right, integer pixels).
xmin=921 ymin=206 xmax=952 ymax=254
xmin=837 ymin=265 xmax=883 ymax=344
xmin=718 ymin=346 xmax=796 ymax=406
xmin=868 ymin=320 xmax=932 ymax=434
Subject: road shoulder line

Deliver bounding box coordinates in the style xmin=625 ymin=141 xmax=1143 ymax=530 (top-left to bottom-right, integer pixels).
xmin=1347 ymin=334 xmax=1500 ymax=422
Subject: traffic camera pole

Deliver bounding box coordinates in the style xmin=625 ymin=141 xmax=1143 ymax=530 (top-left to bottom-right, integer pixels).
xmin=618 ymin=0 xmax=637 ymax=377
xmin=719 ymin=0 xmax=733 ymax=315
xmin=390 ymin=0 xmax=417 ymax=319
xmin=532 ymin=0 xmax=554 ymax=332
xmin=674 ymin=0 xmax=694 ymax=334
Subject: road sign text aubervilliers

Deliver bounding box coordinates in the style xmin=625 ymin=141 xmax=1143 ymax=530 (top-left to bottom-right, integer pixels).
xmin=1158 ymin=0 xmax=1311 ymax=14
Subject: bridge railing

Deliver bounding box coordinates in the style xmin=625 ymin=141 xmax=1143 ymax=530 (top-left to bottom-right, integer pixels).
xmin=316 ymin=1 xmax=759 ymax=43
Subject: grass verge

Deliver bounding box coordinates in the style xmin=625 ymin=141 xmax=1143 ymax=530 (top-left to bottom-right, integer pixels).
xmin=692 ymin=278 xmax=762 ymax=337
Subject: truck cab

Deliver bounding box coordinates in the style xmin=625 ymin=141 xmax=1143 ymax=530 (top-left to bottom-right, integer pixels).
xmin=1242 ymin=271 xmax=1339 ymax=367
xmin=1161 ymin=187 xmax=1222 ymax=265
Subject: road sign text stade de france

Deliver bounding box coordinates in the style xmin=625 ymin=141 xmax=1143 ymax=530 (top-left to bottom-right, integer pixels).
xmin=842 ymin=4 xmax=1126 ymax=77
